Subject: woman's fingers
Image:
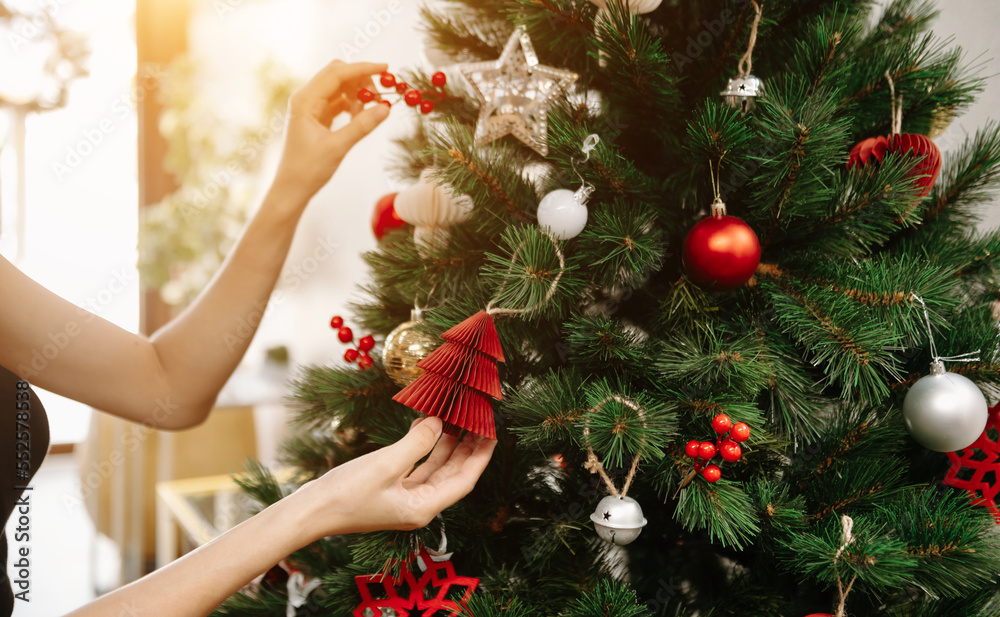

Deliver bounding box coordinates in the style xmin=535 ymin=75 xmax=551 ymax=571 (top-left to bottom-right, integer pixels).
xmin=298 ymin=60 xmax=387 ymax=102
xmin=328 ymin=104 xmax=390 ymax=153
xmin=418 ymin=436 xmax=496 ymax=511
xmin=384 ymin=416 xmax=444 ymax=477
xmin=405 ymin=432 xmax=460 ymax=484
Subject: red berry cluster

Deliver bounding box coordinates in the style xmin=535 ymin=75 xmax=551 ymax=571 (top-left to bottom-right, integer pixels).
xmin=683 ymin=414 xmax=750 ymax=484
xmin=357 ymin=71 xmax=447 ymax=115
xmin=330 ymin=315 xmax=376 ymax=370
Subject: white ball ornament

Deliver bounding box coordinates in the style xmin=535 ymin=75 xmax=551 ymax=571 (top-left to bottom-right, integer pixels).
xmin=394 ymin=168 xmax=473 ymax=252
xmin=536 ymin=186 xmax=593 ymax=240
xmin=903 ymin=360 xmax=989 ymax=452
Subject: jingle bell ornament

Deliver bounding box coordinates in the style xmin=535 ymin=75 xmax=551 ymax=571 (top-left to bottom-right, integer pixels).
xmin=590 ymin=495 xmax=647 ymax=546
xmin=383 ymin=308 xmax=440 ymax=387
xmin=720 ymin=74 xmax=764 ymax=113
xmin=903 ymin=360 xmax=989 ymax=452
xmin=536 ymin=185 xmax=594 ymax=240
xmin=394 ymin=169 xmax=474 ymax=252
xmin=682 ymin=199 xmax=761 ymax=290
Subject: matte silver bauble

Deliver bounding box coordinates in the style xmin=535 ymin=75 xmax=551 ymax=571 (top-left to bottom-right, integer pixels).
xmin=590 ymin=495 xmax=647 ymax=546
xmin=902 ymin=361 xmax=989 ymax=452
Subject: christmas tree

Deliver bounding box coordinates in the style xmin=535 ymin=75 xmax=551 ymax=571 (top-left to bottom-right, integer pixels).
xmin=214 ymin=1 xmax=1000 ymax=615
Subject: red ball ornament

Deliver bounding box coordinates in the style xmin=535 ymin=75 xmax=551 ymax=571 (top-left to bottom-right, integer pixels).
xmin=682 ymin=201 xmax=761 ymax=291
xmin=847 ymin=133 xmax=941 ymax=198
xmin=330 ymin=315 xmax=344 ymax=329
xmin=803 ymin=614 xmax=834 ymax=617
xmin=379 ymin=72 xmax=396 ymax=88
xmin=358 ymin=335 xmax=375 ymax=352
xmin=684 ymin=440 xmax=700 ymax=458
xmin=404 ymin=89 xmax=422 ymax=106
xmin=431 ymin=71 xmax=447 ymax=87
xmin=702 ymin=464 xmax=722 ymax=483
xmin=719 ymin=440 xmax=742 ymax=462
xmin=357 ymin=88 xmax=375 ymax=103
xmin=730 ymin=422 xmax=751 ymax=442
xmin=338 ymin=327 xmax=354 ymax=343
xmin=344 ymin=348 xmax=359 ymax=363
xmin=712 ymin=414 xmax=732 ymax=434
xmin=698 ymin=441 xmax=717 ymax=460
xmin=420 ymin=100 xmax=434 ymax=114
xmin=370 ymin=192 xmax=408 ymax=241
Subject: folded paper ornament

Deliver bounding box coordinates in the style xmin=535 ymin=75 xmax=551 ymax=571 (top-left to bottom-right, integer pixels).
xmin=393 ymin=311 xmax=505 ymax=439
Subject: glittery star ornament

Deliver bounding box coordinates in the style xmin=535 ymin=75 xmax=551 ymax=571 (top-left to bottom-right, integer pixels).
xmin=458 ymin=26 xmax=578 ymax=156
xmin=944 ymin=403 xmax=1000 ymax=523
xmin=353 ymin=546 xmax=479 ymax=617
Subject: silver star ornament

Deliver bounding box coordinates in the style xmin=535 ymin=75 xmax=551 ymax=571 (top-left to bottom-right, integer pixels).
xmin=458 ymin=26 xmax=578 ymax=157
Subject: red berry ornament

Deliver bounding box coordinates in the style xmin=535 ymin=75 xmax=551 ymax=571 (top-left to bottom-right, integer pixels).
xmin=431 ymin=71 xmax=447 ymax=87
xmin=379 ymin=72 xmax=396 ymax=88
xmin=358 ymin=353 xmax=374 ymax=370
xmin=404 ymin=89 xmax=422 ymax=107
xmin=720 ymin=440 xmax=742 ymax=463
xmin=358 ymin=335 xmax=375 ymax=352
xmin=420 ymin=100 xmax=434 ymax=114
xmin=685 ymin=440 xmax=700 ymax=458
xmin=712 ymin=414 xmax=732 ymax=434
xmin=848 ymin=134 xmax=941 ymax=198
xmin=357 ymin=88 xmax=375 ymax=103
xmin=395 ymin=82 xmax=408 ymax=94
xmin=330 ymin=315 xmax=344 ymax=329
xmin=371 ymin=192 xmax=408 ymax=241
xmin=702 ymin=465 xmax=722 ymax=483
xmin=682 ymin=201 xmax=760 ymax=291
xmin=338 ymin=327 xmax=354 ymax=344
xmin=698 ymin=441 xmax=717 ymax=460
xmin=730 ymin=422 xmax=751 ymax=442
xmin=344 ymin=348 xmax=359 ymax=363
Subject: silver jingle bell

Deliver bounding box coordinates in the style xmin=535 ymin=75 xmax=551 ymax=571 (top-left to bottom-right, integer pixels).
xmin=902 ymin=360 xmax=989 ymax=452
xmin=720 ymin=74 xmax=764 ymax=113
xmin=590 ymin=495 xmax=647 ymax=546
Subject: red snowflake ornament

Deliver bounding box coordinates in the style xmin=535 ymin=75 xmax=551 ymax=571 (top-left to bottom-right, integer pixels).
xmin=353 ymin=546 xmax=479 ymax=617
xmin=944 ymin=403 xmax=1000 ymax=523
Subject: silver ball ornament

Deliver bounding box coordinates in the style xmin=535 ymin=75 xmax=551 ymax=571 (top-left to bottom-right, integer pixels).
xmin=536 ymin=185 xmax=593 ymax=240
xmin=903 ymin=361 xmax=989 ymax=452
xmin=589 ymin=495 xmax=647 ymax=546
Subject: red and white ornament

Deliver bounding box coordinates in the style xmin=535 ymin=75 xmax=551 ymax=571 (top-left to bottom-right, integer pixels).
xmin=682 ymin=199 xmax=761 ymax=290
xmin=370 ymin=192 xmax=408 ymax=241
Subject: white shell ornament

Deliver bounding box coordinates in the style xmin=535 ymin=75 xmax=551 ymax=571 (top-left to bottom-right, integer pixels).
xmin=394 ymin=169 xmax=474 ymax=251
xmin=589 ymin=0 xmax=662 ymax=14
xmin=903 ymin=360 xmax=989 ymax=452
xmin=590 ymin=495 xmax=647 ymax=546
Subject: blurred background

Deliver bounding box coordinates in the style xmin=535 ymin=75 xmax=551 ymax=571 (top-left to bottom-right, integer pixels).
xmin=0 ymin=0 xmax=997 ymax=614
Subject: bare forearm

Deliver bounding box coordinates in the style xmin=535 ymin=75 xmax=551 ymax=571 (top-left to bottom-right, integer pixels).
xmin=67 ymin=491 xmax=315 ymax=617
xmin=148 ymin=186 xmax=306 ymax=423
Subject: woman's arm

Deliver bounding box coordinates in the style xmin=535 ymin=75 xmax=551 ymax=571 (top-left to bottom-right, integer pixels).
xmin=65 ymin=417 xmax=497 ymax=617
xmin=0 ymin=60 xmax=390 ymax=429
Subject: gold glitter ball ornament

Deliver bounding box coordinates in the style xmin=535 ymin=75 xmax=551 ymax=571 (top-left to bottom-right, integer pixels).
xmin=383 ymin=309 xmax=440 ymax=387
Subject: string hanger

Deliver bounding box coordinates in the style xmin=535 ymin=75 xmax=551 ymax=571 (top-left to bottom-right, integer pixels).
xmin=910 ymin=293 xmax=981 ymax=371
xmin=737 ymin=1 xmax=763 ymax=78
xmin=708 ymin=156 xmax=727 ymax=217
xmin=570 ymin=133 xmax=601 ymax=203
xmin=832 ymin=514 xmax=857 ymax=617
xmin=582 ymin=394 xmax=647 ymax=499
xmin=885 ymin=71 xmax=904 ymax=135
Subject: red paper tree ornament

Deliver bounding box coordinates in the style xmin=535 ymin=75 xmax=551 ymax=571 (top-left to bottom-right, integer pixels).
xmin=393 ymin=311 xmax=504 ymax=439
xmin=847 ymin=133 xmax=942 ymax=198
xmin=944 ymin=403 xmax=1000 ymax=524
xmin=353 ymin=546 xmax=479 ymax=617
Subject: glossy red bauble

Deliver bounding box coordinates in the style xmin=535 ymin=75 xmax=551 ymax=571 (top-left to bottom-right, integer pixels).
xmin=712 ymin=414 xmax=732 ymax=434
xmin=720 ymin=440 xmax=742 ymax=463
xmin=685 ymin=440 xmax=701 ymax=458
xmin=847 ymin=133 xmax=941 ymax=198
xmin=730 ymin=422 xmax=751 ymax=442
xmin=371 ymin=192 xmax=408 ymax=241
xmin=682 ymin=214 xmax=761 ymax=290
xmin=338 ymin=327 xmax=354 ymax=344
xmin=702 ymin=464 xmax=722 ymax=483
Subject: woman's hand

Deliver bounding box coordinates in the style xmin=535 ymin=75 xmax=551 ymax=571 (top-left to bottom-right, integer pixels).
xmin=295 ymin=417 xmax=496 ymax=540
xmin=271 ymin=59 xmax=391 ymax=208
